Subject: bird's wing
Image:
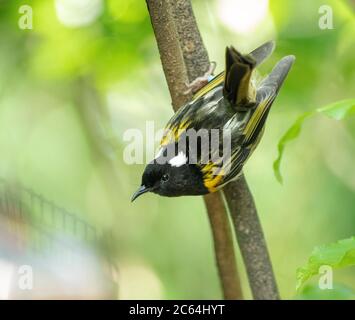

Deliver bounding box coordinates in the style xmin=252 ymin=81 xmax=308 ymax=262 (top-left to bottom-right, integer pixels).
xmin=212 ymin=55 xmax=296 ymax=189
xmin=160 ymin=85 xmax=226 ymax=147
xmin=249 ymin=40 xmax=275 ymax=67
xmin=158 ymin=48 xmax=295 ymax=192
xmin=243 ymin=55 xmax=295 ymax=145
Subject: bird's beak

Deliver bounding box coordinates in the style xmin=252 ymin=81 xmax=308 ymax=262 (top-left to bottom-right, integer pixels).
xmin=131 ymin=185 xmax=150 ymax=202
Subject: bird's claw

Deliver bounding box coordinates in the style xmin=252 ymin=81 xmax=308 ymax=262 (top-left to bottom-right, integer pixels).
xmin=184 ymin=62 xmax=217 ymax=95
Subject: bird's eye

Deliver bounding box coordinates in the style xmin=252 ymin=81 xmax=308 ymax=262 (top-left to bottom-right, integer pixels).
xmin=161 ymin=174 xmax=169 ymax=182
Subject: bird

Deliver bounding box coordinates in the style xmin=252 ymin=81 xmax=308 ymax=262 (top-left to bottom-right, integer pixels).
xmin=132 ymin=41 xmax=295 ymax=201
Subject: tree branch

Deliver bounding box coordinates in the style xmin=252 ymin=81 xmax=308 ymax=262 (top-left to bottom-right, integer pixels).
xmin=170 ymin=0 xmax=280 ymax=300
xmin=146 ymin=0 xmax=242 ymax=300
xmin=169 ymin=0 xmax=210 ymax=80
xmin=203 ymin=192 xmax=242 ymax=299
xmin=224 ymin=175 xmax=280 ymax=299
xmin=146 ymin=1 xmax=190 ymax=110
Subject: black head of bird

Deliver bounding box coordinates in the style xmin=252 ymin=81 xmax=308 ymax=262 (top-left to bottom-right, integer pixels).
xmin=132 ymin=41 xmax=295 ymax=202
xmin=131 ymin=158 xmax=208 ymax=201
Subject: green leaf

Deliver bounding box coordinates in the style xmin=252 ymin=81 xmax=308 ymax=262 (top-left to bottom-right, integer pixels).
xmin=273 ymin=111 xmax=313 ymax=183
xmin=296 ymin=237 xmax=355 ymax=291
xmin=273 ymin=98 xmax=355 ymax=183
xmin=317 ymin=98 xmax=355 ymax=120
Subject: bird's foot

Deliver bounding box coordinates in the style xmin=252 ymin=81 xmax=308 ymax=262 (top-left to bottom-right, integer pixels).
xmin=184 ymin=62 xmax=217 ymax=95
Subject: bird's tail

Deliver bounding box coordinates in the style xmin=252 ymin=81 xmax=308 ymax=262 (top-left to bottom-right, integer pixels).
xmin=223 ymin=41 xmax=275 ymax=107
xmin=223 ymin=46 xmax=255 ymax=106
xmin=249 ymin=40 xmax=275 ymax=67
xmin=243 ymin=55 xmax=295 ymax=145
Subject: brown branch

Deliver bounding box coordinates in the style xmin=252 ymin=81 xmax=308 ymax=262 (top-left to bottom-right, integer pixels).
xmin=169 ymin=0 xmax=280 ymax=300
xmin=203 ymin=192 xmax=242 ymax=299
xmin=169 ymin=0 xmax=243 ymax=300
xmin=169 ymin=0 xmax=210 ymax=80
xmin=224 ymin=175 xmax=280 ymax=299
xmin=146 ymin=0 xmax=242 ymax=300
xmin=146 ymin=1 xmax=189 ymax=110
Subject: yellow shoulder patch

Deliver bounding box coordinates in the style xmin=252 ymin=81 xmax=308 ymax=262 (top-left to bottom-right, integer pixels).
xmin=204 ymin=174 xmax=223 ymax=192
xmin=200 ymin=162 xmax=224 ymax=192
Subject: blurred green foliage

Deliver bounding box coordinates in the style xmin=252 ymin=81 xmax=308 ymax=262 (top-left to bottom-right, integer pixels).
xmin=0 ymin=0 xmax=354 ymax=299
xmin=274 ymin=98 xmax=355 ymax=183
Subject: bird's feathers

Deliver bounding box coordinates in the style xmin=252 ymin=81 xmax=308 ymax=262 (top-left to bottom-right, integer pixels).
xmin=249 ymin=40 xmax=275 ymax=67
xmin=158 ymin=43 xmax=295 ymax=192
xmin=192 ymin=41 xmax=275 ymax=102
xmin=243 ymin=55 xmax=295 ymax=145
xmin=223 ymin=46 xmax=256 ymax=106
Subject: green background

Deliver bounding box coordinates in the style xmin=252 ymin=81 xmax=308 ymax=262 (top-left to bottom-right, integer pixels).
xmin=0 ymin=0 xmax=354 ymax=299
